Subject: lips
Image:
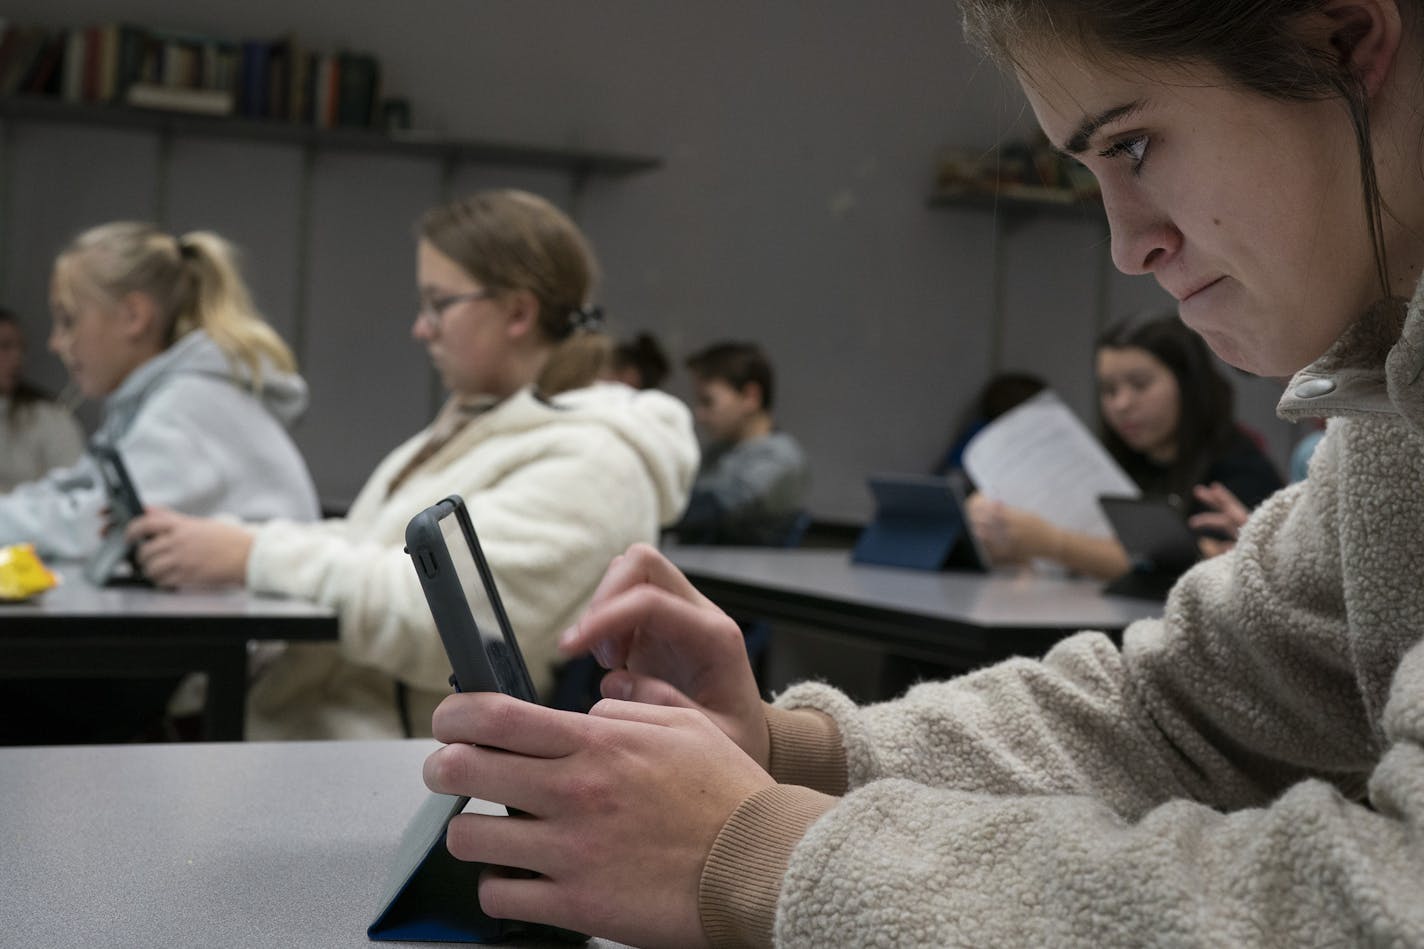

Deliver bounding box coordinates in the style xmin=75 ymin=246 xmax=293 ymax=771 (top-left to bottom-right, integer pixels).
xmin=1170 ymin=276 xmax=1224 ymax=303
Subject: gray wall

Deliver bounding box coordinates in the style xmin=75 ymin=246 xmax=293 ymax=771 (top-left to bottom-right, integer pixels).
xmin=0 ymin=1 xmax=1300 ymax=516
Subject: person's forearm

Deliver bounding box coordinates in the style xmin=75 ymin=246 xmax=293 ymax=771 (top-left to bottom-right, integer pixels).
xmin=1042 ymin=528 xmax=1131 ymax=580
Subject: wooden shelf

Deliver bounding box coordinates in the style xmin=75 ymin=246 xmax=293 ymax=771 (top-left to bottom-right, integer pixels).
xmin=928 ymin=187 xmax=1104 ymax=222
xmin=0 ymin=94 xmax=662 ymax=175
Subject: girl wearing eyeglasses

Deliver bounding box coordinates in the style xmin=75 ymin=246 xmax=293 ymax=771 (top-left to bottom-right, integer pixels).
xmin=130 ymin=189 xmax=698 ymax=741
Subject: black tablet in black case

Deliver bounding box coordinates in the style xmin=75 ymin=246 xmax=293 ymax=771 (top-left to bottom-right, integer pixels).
xmin=1098 ymin=495 xmax=1201 ymax=601
xmin=403 ymin=495 xmax=537 ymax=701
xmin=370 ymin=495 xmax=582 ymax=944
xmin=84 ymin=443 xmax=149 ymax=586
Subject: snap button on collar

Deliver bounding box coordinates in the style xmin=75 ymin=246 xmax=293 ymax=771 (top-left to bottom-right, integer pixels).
xmin=1294 ymin=377 xmax=1337 ymax=399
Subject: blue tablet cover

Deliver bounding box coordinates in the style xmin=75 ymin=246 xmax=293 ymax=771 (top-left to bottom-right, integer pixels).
xmin=852 ymin=473 xmax=971 ymax=571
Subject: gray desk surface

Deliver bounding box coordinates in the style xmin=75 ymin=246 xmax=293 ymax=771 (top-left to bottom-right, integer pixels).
xmin=664 ymin=546 xmax=1164 ymax=672
xmin=2 ymin=566 xmax=335 ymax=624
xmin=664 ymin=546 xmax=1162 ymax=630
xmin=0 ymin=739 xmax=628 ymax=949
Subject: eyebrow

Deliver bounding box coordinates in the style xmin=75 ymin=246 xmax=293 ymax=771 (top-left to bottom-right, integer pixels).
xmin=1061 ymin=101 xmax=1143 ymax=155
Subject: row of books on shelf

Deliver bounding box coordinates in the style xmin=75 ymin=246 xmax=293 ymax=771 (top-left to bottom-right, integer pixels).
xmin=0 ymin=21 xmax=386 ymax=129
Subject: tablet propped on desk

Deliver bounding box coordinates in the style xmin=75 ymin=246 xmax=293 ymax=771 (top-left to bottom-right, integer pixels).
xmin=852 ymin=471 xmax=988 ymax=572
xmin=369 ymin=495 xmax=582 ymax=944
xmin=1098 ymin=495 xmax=1201 ymax=601
xmin=84 ymin=443 xmax=150 ymax=587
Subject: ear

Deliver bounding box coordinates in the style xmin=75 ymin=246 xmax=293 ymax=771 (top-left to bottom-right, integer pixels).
xmin=1319 ymin=0 xmax=1403 ymax=98
xmin=500 ymin=288 xmax=542 ymax=341
xmin=117 ymin=291 xmax=162 ymax=341
xmin=739 ymin=380 xmax=766 ymax=412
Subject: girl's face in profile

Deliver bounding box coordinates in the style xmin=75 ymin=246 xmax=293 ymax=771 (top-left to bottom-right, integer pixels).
xmin=48 ymin=264 xmax=146 ymax=400
xmin=1096 ymin=345 xmax=1180 ymax=459
xmin=413 ymin=239 xmax=515 ymax=399
xmin=1018 ymin=49 xmax=1379 ymax=377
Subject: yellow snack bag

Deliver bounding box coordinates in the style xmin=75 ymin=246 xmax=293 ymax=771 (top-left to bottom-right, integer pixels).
xmin=0 ymin=543 xmax=58 ymax=600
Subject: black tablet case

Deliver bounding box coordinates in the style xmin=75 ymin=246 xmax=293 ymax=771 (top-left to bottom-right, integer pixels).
xmin=84 ymin=443 xmax=148 ymax=586
xmin=369 ymin=496 xmax=581 ymax=944
xmin=1099 ymin=495 xmax=1200 ymax=601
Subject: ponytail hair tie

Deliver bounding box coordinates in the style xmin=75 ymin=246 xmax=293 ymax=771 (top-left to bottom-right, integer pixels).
xmin=176 ymin=238 xmax=199 ymax=261
xmin=569 ymin=304 xmax=605 ymax=333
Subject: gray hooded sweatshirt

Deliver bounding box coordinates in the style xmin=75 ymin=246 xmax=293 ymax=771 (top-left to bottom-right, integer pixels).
xmin=0 ymin=329 xmax=320 ymax=559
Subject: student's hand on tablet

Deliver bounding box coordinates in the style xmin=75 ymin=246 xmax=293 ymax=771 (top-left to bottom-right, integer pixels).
xmin=557 ymin=543 xmax=770 ymax=770
xmin=127 ymin=508 xmax=254 ymax=588
xmin=424 ymin=692 xmax=772 ymax=949
xmin=1189 ymin=482 xmax=1249 ymax=557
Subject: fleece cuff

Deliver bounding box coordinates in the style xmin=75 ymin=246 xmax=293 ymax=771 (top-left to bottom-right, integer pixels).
xmin=699 ymin=783 xmax=839 ymax=948
xmin=764 ymin=704 xmax=848 ymax=794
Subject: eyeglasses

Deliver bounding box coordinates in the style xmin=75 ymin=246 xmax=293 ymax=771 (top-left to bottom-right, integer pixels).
xmin=415 ymin=288 xmax=495 ymax=331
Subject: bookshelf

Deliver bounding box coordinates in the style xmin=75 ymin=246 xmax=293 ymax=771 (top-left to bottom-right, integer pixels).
xmin=0 ymin=95 xmax=662 ymax=176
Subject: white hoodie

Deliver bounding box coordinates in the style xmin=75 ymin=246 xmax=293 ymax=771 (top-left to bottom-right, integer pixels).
xmin=0 ymin=330 xmax=319 ymax=557
xmin=243 ymin=382 xmax=699 ymax=740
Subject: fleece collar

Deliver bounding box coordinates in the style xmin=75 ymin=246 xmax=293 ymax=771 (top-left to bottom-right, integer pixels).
xmin=1277 ymin=275 xmax=1424 ymax=435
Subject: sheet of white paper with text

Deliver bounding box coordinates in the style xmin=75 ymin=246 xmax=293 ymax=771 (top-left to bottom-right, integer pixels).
xmin=962 ymin=390 xmax=1140 ymax=538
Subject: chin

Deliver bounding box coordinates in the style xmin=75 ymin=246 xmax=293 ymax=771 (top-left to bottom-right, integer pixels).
xmin=1187 ymin=325 xmax=1261 ymax=374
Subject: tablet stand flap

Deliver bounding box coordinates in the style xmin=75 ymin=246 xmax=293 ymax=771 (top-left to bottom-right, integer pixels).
xmin=852 ymin=512 xmax=961 ymax=571
xmin=369 ymin=793 xmax=588 ymax=944
xmin=368 ymin=792 xmax=508 ymax=943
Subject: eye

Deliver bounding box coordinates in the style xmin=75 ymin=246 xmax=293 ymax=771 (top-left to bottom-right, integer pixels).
xmin=1097 ymin=134 xmax=1150 ymax=174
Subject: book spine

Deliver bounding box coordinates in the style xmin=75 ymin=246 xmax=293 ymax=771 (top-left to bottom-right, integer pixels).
xmin=82 ymin=26 xmax=100 ymax=102
xmin=336 ymin=50 xmax=373 ymax=128
xmin=114 ymin=25 xmax=145 ymax=99
xmin=61 ymin=30 xmax=84 ymax=103
xmin=239 ymin=40 xmax=269 ymax=117
xmin=23 ymin=33 xmax=64 ymax=95
xmin=98 ymin=23 xmax=118 ymax=102
xmin=0 ymin=25 xmax=21 ymax=94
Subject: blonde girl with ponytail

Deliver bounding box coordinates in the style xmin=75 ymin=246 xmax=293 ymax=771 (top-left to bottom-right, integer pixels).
xmin=0 ymin=222 xmax=319 ymax=561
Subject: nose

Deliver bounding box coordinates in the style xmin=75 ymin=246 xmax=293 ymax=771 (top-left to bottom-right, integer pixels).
xmin=1102 ymin=183 xmax=1181 ymax=276
xmin=412 ymin=313 xmax=432 ymax=341
xmin=1104 ymin=388 xmax=1133 ymax=417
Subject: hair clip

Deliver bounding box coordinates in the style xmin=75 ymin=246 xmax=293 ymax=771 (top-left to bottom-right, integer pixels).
xmin=176 ymin=239 xmax=199 ymax=261
xmin=569 ymin=304 xmax=605 ymax=333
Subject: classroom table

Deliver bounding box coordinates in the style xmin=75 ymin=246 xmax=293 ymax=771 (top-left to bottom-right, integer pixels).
xmin=0 ymin=739 xmax=632 ymax=949
xmin=665 ymin=545 xmax=1164 ymax=672
xmin=0 ymin=568 xmax=337 ymax=740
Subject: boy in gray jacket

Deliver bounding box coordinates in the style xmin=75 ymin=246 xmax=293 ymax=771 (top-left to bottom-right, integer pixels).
xmin=674 ymin=341 xmax=810 ymax=547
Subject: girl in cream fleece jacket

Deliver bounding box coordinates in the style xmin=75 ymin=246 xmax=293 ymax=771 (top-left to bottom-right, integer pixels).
xmin=243 ymin=382 xmax=695 ymax=739
xmin=131 ymin=189 xmax=696 ymax=739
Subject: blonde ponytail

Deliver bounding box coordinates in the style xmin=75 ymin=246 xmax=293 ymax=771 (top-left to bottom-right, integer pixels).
xmin=175 ymin=231 xmax=296 ymax=384
xmin=54 ymin=222 xmax=296 ymax=389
